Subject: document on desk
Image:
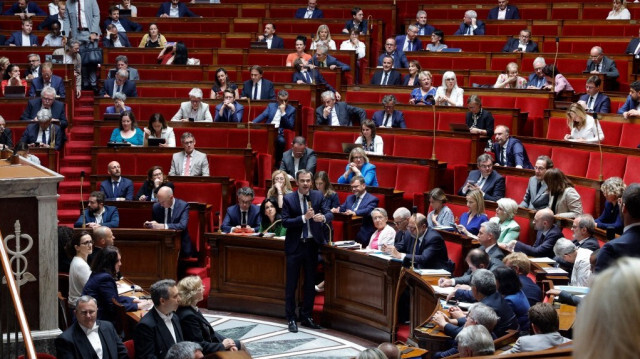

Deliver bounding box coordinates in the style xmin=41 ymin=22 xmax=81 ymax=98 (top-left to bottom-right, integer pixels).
xmin=368 ymin=252 xmax=402 ymax=262
xmin=543 ymin=267 xmax=568 ymax=274
xmin=432 ymin=285 xmax=456 ymax=296
xmin=555 ymin=285 xmax=589 ymax=295
xmin=530 ymin=257 xmax=556 ymax=264
xmin=117 ymin=282 xmax=133 ymax=295
xmin=416 ymin=269 xmax=451 ymax=276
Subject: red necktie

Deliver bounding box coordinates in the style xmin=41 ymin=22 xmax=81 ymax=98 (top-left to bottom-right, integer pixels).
xmin=184 ymin=154 xmax=191 ymax=176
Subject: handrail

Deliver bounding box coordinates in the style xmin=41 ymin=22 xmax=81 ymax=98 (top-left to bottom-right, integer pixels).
xmin=0 ymin=228 xmax=36 ymax=359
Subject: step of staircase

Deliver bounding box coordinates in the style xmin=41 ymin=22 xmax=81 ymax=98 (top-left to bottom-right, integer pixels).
xmin=60 ymin=166 xmax=92 ymax=181
xmin=72 ymin=116 xmax=94 ymax=126
xmin=61 ymin=155 xmax=92 ymax=168
xmin=75 ymin=108 xmax=94 ymax=116
xmin=68 ymin=127 xmax=94 ymax=141
xmin=64 ymin=141 xmax=94 ymax=156
xmin=58 ymin=209 xmax=80 ymax=227
xmin=58 ymin=180 xmax=92 ymax=195
xmin=58 ymin=193 xmax=83 ymax=210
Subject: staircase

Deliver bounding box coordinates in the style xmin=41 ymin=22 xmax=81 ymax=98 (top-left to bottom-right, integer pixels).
xmin=57 ymin=91 xmax=95 ymax=227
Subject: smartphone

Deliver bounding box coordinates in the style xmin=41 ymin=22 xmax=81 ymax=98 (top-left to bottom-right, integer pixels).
xmin=425 ymin=322 xmax=436 ymax=328
xmin=188 ymin=117 xmax=195 ymax=122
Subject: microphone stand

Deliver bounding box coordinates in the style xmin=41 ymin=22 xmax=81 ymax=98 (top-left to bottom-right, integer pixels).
xmin=258 ymin=219 xmax=282 ymax=237
xmin=246 ymin=97 xmax=252 ymax=150
xmin=431 ymin=103 xmax=437 ymax=160
xmin=551 ymin=37 xmax=559 ymax=95
xmin=80 ymin=171 xmax=86 ymax=228
xmin=410 ymin=214 xmax=419 ymax=271
xmin=592 ymin=113 xmax=604 ymax=181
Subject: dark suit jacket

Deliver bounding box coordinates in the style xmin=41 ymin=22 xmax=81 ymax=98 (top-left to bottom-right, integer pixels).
xmin=20 ymin=98 xmax=68 ymax=129
xmin=221 ymin=204 xmax=261 ymax=233
xmin=339 ymin=192 xmax=379 ymax=246
xmin=574 ymin=236 xmax=600 ymax=251
xmin=528 ymin=73 xmax=547 ymax=89
xmin=454 ymin=21 xmax=485 ymax=35
xmin=260 ymin=34 xmax=284 ymax=49
xmin=395 ymin=35 xmax=422 ymax=52
xmin=294 ymin=7 xmax=323 ymax=18
xmin=279 ymin=147 xmax=317 ymax=177
xmin=458 ymin=170 xmax=505 ymax=202
xmin=3 ymin=2 xmax=46 ymax=15
xmin=156 ymin=2 xmax=198 ymax=17
xmin=309 ymin=54 xmax=351 ymax=72
xmin=596 ymin=225 xmax=640 ymax=272
xmin=82 ymin=272 xmax=137 ymax=325
xmin=579 ymin=92 xmax=611 ymax=114
xmin=74 ymin=205 xmax=120 ymax=228
xmin=502 ymin=38 xmax=538 ymax=53
xmin=618 ymin=94 xmax=640 ymax=114
xmin=625 ymin=38 xmax=640 ymax=54
xmin=5 ymin=31 xmax=38 ymax=46
xmin=0 ymin=128 xmax=13 ymax=149
xmin=449 ymin=291 xmax=519 ymax=338
xmin=100 ymin=177 xmax=134 ymax=200
xmin=99 ymin=78 xmax=138 ymax=98
xmin=465 ymin=109 xmax=495 ymax=138
xmin=134 ymin=308 xmax=184 ymax=359
xmin=20 ymin=122 xmax=63 ymax=150
xmin=292 ymin=69 xmax=336 ymax=92
xmin=398 ymin=228 xmax=451 ymax=270
xmin=55 ymin=320 xmax=129 ymax=359
xmin=377 ymin=51 xmax=409 ymax=69
xmin=487 ymin=5 xmax=520 ymax=19
xmin=521 ymin=176 xmax=549 ymax=210
xmin=416 ymin=23 xmax=435 ymax=36
xmin=102 ymin=32 xmax=132 ymax=48
xmin=515 ymin=224 xmax=563 ymax=258
xmin=491 ymin=137 xmax=533 ymax=169
xmin=240 ymin=79 xmax=276 ymax=100
xmin=454 ymin=245 xmax=504 ymax=285
xmin=315 ymin=102 xmax=366 ymax=126
xmin=103 ymin=17 xmax=142 ymax=32
xmin=214 ymin=102 xmax=244 ymax=123
xmin=370 ymin=69 xmax=402 ymax=86
xmin=38 ymin=14 xmax=62 ymax=30
xmin=372 ymin=110 xmax=407 ymax=128
xmin=282 ymin=189 xmax=334 ymax=254
xmin=28 ymin=74 xmax=66 ymax=98
xmin=519 ymin=274 xmax=542 ymax=306
xmin=585 ymin=56 xmax=619 ymax=79
xmin=152 ymin=198 xmax=192 ymax=256
xmin=176 ymin=306 xmax=230 ymax=354
xmin=252 ymin=102 xmax=296 ymax=134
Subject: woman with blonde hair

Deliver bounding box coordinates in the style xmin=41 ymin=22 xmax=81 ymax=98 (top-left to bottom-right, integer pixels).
xmin=139 ymin=23 xmax=167 ymax=48
xmin=564 ymin=103 xmax=604 ymax=144
xmin=494 ymin=62 xmax=527 ymax=89
xmin=596 ymin=177 xmax=626 ymax=234
xmin=176 ymin=276 xmax=243 ymax=353
xmin=607 ymin=0 xmax=631 ymax=19
xmin=427 ymin=187 xmax=455 ymax=229
xmin=337 ymin=147 xmax=378 ymax=186
xmin=456 ymin=189 xmax=489 ymax=236
xmin=310 ymin=24 xmax=336 ymax=50
xmin=409 ymin=70 xmax=436 ymax=105
xmin=435 ymin=71 xmax=464 ymax=106
xmin=544 ymin=168 xmax=583 ymax=218
xmin=267 ymin=169 xmax=293 ymax=208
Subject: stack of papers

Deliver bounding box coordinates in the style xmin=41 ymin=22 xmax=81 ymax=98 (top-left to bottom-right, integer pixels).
xmin=432 ymin=286 xmax=456 ymax=296
xmin=368 ymin=252 xmax=402 ymax=262
xmin=332 ymin=241 xmax=361 ymax=249
xmin=543 ymin=267 xmax=568 ymax=275
xmin=530 ymin=257 xmax=556 ymax=264
xmin=416 ymin=269 xmax=451 ymax=276
xmin=555 ymin=285 xmax=589 ymax=295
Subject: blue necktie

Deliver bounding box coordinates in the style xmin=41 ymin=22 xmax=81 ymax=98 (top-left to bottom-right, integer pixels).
xmin=305 ymin=71 xmax=311 ymax=84
xmin=113 ymin=181 xmax=119 ymax=196
xmin=302 ymin=196 xmax=309 ymax=238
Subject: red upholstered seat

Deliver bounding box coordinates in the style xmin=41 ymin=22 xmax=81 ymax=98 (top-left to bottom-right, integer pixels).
xmin=124 ymin=340 xmax=135 ymax=359
xmin=445 ymin=240 xmax=465 ymax=277
xmin=493 ymin=114 xmax=513 ymax=130
xmin=374 ymin=162 xmax=398 ymax=188
xmin=316 ymin=158 xmax=330 ymax=174
xmin=435 ymin=138 xmax=471 ymax=166
xmin=136 ymin=154 xmax=172 ymax=175
xmin=546 ymin=117 xmax=567 ymax=140
xmin=551 ymin=147 xmax=589 ymax=177
xmin=619 ymin=123 xmax=640 ymax=148
xmin=623 ymin=156 xmax=640 ymax=184
xmin=513 ymin=214 xmax=533 ymax=245
xmin=447 ymin=203 xmax=469 ymax=219
xmin=599 ymin=121 xmax=623 ymax=147
xmin=404 ymin=111 xmax=436 ymax=130
xmin=392 ymin=135 xmax=433 ymax=158
xmin=312 ymin=131 xmax=356 ymax=153
xmin=514 ymin=96 xmax=549 ymax=137
xmin=208 ymin=155 xmax=249 ymax=187
xmin=174 ymin=182 xmax=223 ymax=230
xmin=524 ymin=143 xmax=552 ymax=166
xmin=575 ymin=185 xmax=596 ymax=217
xmin=437 ymin=113 xmax=466 ymax=131
xmin=504 ymin=176 xmax=529 ymax=205
xmin=328 ymin=159 xmax=348 ymax=182
xmin=379 ymin=134 xmax=395 ymax=156
xmin=479 ymin=96 xmax=515 ymax=110
xmin=395 ymin=164 xmax=431 ymax=208
xmin=585 ymin=152 xmax=626 ymax=180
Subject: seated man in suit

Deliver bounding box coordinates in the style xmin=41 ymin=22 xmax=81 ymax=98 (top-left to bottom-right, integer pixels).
xmin=104 ymin=5 xmax=142 ymax=32
xmin=222 ymin=187 xmax=261 ymax=233
xmin=157 ymin=0 xmax=199 ymax=17
xmin=171 ymin=88 xmax=213 ymax=122
xmin=385 ymin=212 xmax=451 ymax=270
xmin=392 ymin=207 xmax=412 ymax=248
xmin=99 ymin=161 xmax=134 ymax=201
xmin=258 ymin=23 xmax=284 ymax=49
xmin=169 ymin=132 xmax=210 ymax=176
xmin=331 ymin=176 xmax=379 ymax=246
xmin=240 ymin=65 xmax=276 ymax=101
xmin=55 ymin=295 xmax=129 ymax=359
xmin=370 ymin=56 xmax=402 ymax=86
xmin=0 ymin=116 xmax=13 ymax=150
xmin=503 ymin=252 xmax=543 ymax=306
xmin=315 ymin=90 xmax=366 ymax=126
xmin=28 ymin=61 xmax=65 ymax=98
xmin=279 ymin=136 xmax=317 ymax=179
xmin=502 ymin=29 xmax=538 ymax=53
xmin=308 ymin=43 xmax=351 ymax=72
xmin=553 ymin=238 xmax=593 ymax=287
xmin=465 ymin=95 xmax=495 ymax=138
xmin=625 ymin=27 xmax=640 ymax=55
xmin=527 ymin=57 xmax=549 ymax=89
xmin=4 ymin=0 xmax=47 ymax=16
xmin=617 ymin=80 xmax=640 ymax=119
xmin=295 ymin=0 xmax=323 ymax=19
xmin=502 ymin=208 xmax=562 ymax=258
xmin=214 ymin=90 xmax=244 ymax=123
xmin=38 ymin=1 xmax=66 ymax=31
xmin=372 ymin=95 xmax=406 ymax=128
xmin=5 ymin=18 xmax=38 ymax=46
xmin=502 ymin=303 xmax=570 ymax=354
xmin=395 ymin=24 xmax=422 ymax=52
xmin=520 ymin=155 xmax=552 ymax=210
xmin=377 ymin=38 xmax=409 ymax=69
xmin=578 ymin=76 xmax=611 ymax=114
xmin=74 ymin=191 xmax=120 ymax=228
xmin=292 ymin=58 xmax=339 ymax=97
xmin=102 ymin=24 xmax=132 ymax=48
xmin=100 ymin=69 xmax=137 ymax=98
xmin=585 ymin=46 xmax=619 ymax=81
xmin=571 ymin=214 xmax=601 ymax=251
xmin=253 ymin=89 xmax=296 ymax=162
xmin=134 ymin=279 xmax=184 ymax=359
xmin=458 ymin=154 xmax=505 ymax=202
xmin=454 ymin=10 xmax=485 ymax=36
xmin=487 ymin=0 xmax=520 ymax=20
xmin=492 ymin=125 xmax=533 ymax=169
xmin=20 ymin=108 xmax=63 ymax=151
xmin=107 ymin=55 xmax=140 ymax=81
xmin=415 ymin=10 xmax=435 ymax=36
xmin=146 ymin=187 xmax=194 ymax=257
xmin=20 ymin=87 xmax=68 ymax=129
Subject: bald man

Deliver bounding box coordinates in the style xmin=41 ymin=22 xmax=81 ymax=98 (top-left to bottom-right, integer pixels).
xmin=99 ymin=161 xmax=134 ymax=201
xmin=146 ymin=187 xmax=193 ymax=258
xmin=87 ymin=226 xmax=115 ymax=264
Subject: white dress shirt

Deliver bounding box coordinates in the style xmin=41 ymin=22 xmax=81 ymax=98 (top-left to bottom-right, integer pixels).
xmin=155 ymin=307 xmax=177 ymax=342
xmin=80 ymin=322 xmax=103 ymax=359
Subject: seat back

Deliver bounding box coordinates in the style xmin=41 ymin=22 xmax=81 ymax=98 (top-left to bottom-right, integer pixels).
xmin=504 ymin=176 xmax=529 ymax=205
xmin=392 ymin=135 xmax=433 ymax=158
xmin=624 ymin=156 xmax=640 ymax=184
xmin=585 ymin=152 xmax=626 ymax=180
xmin=551 ymin=147 xmax=589 ymax=177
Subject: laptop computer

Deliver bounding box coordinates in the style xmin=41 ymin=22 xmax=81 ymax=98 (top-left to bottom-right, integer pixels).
xmin=118 ymin=9 xmax=132 ymax=17
xmin=449 ymin=123 xmax=470 ymax=132
xmin=103 ymin=113 xmax=122 ymax=121
xmin=4 ymin=86 xmax=26 ymax=98
xmin=250 ymin=41 xmax=268 ymax=49
xmin=341 ymin=143 xmax=363 ymax=154
xmin=147 ymin=138 xmax=166 ymax=147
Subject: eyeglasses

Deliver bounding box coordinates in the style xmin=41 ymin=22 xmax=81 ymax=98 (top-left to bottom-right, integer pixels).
xmin=77 ymin=310 xmax=96 ymax=316
xmin=80 ymin=240 xmax=94 ymax=246
xmin=478 ymin=164 xmax=493 ymax=169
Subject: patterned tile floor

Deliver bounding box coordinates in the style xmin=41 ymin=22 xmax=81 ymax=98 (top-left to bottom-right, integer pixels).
xmin=205 ymin=314 xmax=367 ymax=358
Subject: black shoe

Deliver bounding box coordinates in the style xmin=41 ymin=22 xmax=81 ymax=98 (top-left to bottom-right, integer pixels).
xmin=300 ymin=317 xmax=322 ymax=329
xmin=288 ymin=320 xmax=298 ymax=333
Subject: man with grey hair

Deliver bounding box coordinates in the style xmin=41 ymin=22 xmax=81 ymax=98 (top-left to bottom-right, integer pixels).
xmin=279 ymin=136 xmax=317 ymax=178
xmin=135 ymin=279 xmax=184 ymax=359
xmin=370 ymin=55 xmax=402 ymax=86
xmin=166 ymin=342 xmax=204 ymax=359
xmin=392 ymin=207 xmax=412 ymax=247
xmin=395 ymin=24 xmax=422 ymax=52
xmin=240 ymin=65 xmax=276 ymax=100
xmin=20 ymin=108 xmax=63 ymax=150
xmin=585 ymin=46 xmax=619 ymax=81
xmin=454 ymin=10 xmax=485 ymax=35
xmin=372 ymin=94 xmax=406 ymax=128
xmin=505 ymin=207 xmax=562 ymax=258
xmin=457 ymin=325 xmax=495 ymax=357
xmin=20 ymin=86 xmax=68 ymax=129
xmin=0 ymin=116 xmax=13 ymax=149
xmin=100 ymin=68 xmax=138 ymax=98
xmin=527 ymin=57 xmax=548 ymax=89
xmin=553 ymin=238 xmax=593 ymax=286
xmin=571 ymin=214 xmax=600 ymax=250
xmin=169 ymin=132 xmax=209 ymax=176
xmin=253 ymin=89 xmax=296 ymax=161
xmin=433 ymin=303 xmax=499 ymax=358
xmin=147 ymin=186 xmax=194 ymax=257
xmin=308 ymin=43 xmax=351 ymax=71
xmin=492 ymin=125 xmax=533 ymax=169
xmin=377 ymin=37 xmax=409 ymax=68
xmin=172 ymin=88 xmax=213 ymax=122
xmin=56 ymin=295 xmax=129 ymax=359
xmin=415 ymin=10 xmax=434 ymax=36
xmin=222 ymin=187 xmax=261 ymax=233
xmin=521 ymin=155 xmax=553 ymax=210
xmin=458 ymin=153 xmax=505 ymax=201
xmin=315 ymin=90 xmax=365 ymax=126
xmin=108 ymin=55 xmax=140 ymax=81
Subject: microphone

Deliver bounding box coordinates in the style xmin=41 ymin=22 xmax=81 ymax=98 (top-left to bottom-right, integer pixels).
xmin=258 ymin=219 xmax=282 ymax=236
xmin=551 ymin=37 xmax=559 ymax=94
xmin=431 ymin=101 xmax=437 ymax=160
xmin=80 ymin=170 xmax=86 ymax=228
xmin=410 ymin=213 xmax=419 ymax=271
xmin=591 ymin=112 xmax=604 ymax=181
xmin=367 ymin=15 xmax=373 ymax=33
xmin=304 ymin=195 xmax=313 ymax=212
